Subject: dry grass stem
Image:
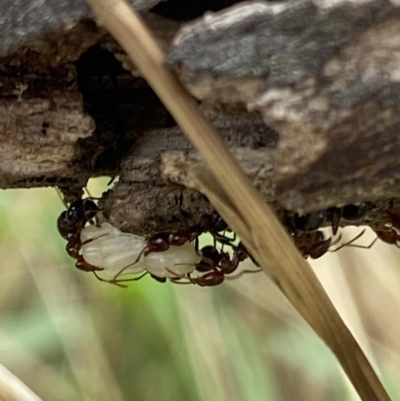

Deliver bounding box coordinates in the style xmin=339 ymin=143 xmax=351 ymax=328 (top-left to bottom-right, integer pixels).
xmin=84 ymin=0 xmax=391 ymax=399
xmin=0 ymin=363 xmax=44 ymax=401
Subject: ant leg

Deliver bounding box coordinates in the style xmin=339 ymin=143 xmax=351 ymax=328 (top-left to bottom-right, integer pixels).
xmin=213 ymin=234 xmax=236 ymax=249
xmin=165 ymin=266 xmax=193 ymax=278
xmin=107 ymin=175 xmax=117 ymax=186
xmin=333 ymin=232 xmax=378 ymax=250
xmin=226 ymin=231 xmax=236 ymax=242
xmin=346 ymin=236 xmax=379 ymax=249
xmin=94 ymin=271 xmax=149 ymax=287
xmin=110 ymin=246 xmax=148 ymax=282
xmin=92 ymin=271 xmax=127 ymax=288
xmin=174 ymin=190 xmax=190 ymax=227
xmin=169 ymin=278 xmax=192 ymax=285
xmin=225 ymin=268 xmax=263 ymax=281
xmin=329 ymin=229 xmax=367 ymax=252
xmin=216 ymin=231 xmax=237 ymax=243
xmin=110 ymin=260 xmax=140 ymax=282
xmin=194 ymin=237 xmax=202 ymax=256
xmin=81 ymin=232 xmax=109 ymax=246
xmin=113 ymin=271 xmax=149 ymax=283
xmin=164 ymin=268 xmax=193 ymax=284
xmin=55 ymin=187 xmax=68 ymax=208
xmin=330 ymin=232 xmax=343 ymax=247
xmin=84 ymin=187 xmax=94 ymax=199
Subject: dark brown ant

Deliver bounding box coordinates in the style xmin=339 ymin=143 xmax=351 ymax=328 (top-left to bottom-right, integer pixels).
xmin=286 ymin=203 xmax=371 ymax=238
xmin=169 ymin=242 xmax=259 ymax=287
xmin=297 ymin=229 xmax=367 ymax=259
xmin=285 ymin=210 xmax=326 ymax=236
xmin=57 ymin=199 xmax=99 ymax=240
xmin=194 ymin=245 xmax=222 ymax=272
xmin=297 ymin=230 xmax=331 ymax=259
xmin=284 ymin=211 xmax=330 ymax=259
xmin=57 ymin=199 xmax=104 ymax=274
xmin=374 ymin=227 xmax=400 ymax=247
xmin=342 ymin=203 xmax=371 ymax=221
xmin=293 ymin=210 xmax=326 ymax=232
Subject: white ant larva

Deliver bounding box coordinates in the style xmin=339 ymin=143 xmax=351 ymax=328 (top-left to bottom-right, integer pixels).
xmin=143 ymin=242 xmax=201 ymax=278
xmin=80 ymin=223 xmax=148 ymax=276
xmin=80 ymin=223 xmax=201 ymax=280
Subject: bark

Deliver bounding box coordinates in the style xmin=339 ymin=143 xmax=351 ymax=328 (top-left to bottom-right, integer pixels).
xmin=1 ymin=0 xmax=399 ymax=234
xmin=166 ymin=0 xmax=400 ymax=212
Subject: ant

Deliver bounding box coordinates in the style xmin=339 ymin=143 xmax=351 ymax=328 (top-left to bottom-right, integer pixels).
xmin=285 ymin=211 xmax=331 ymax=257
xmin=297 ymin=230 xmax=331 ymax=259
xmin=285 ymin=210 xmax=326 ymax=236
xmin=169 ymin=242 xmax=259 ymax=287
xmin=285 ymin=203 xmax=372 ymax=237
xmin=293 ymin=210 xmax=327 ymax=232
xmin=57 ymin=199 xmax=105 ymax=274
xmin=373 ymin=227 xmax=400 ymax=247
xmin=297 ymin=229 xmax=367 ymax=259
xmin=371 ymin=202 xmax=400 ymax=247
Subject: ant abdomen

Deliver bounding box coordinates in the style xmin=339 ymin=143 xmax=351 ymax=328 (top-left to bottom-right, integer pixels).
xmin=194 ymin=272 xmax=225 ymax=287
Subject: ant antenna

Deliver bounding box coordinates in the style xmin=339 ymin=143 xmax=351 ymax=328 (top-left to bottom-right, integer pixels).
xmin=84 ymin=187 xmax=94 ymax=199
xmin=225 ymin=268 xmax=263 ymax=280
xmin=107 ymin=175 xmax=118 ymax=186
xmin=329 ymin=229 xmax=368 ymax=252
xmin=93 ymin=270 xmax=149 ymax=288
xmin=55 ymin=187 xmax=68 ymax=208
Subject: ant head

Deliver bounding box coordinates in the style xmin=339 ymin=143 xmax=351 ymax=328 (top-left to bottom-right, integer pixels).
xmin=57 ymin=211 xmax=70 ymax=239
xmin=202 ymin=211 xmax=228 ymax=233
xmin=294 ymin=210 xmax=326 ymax=232
xmin=57 ymin=199 xmax=99 ymax=239
xmin=201 ymin=245 xmax=220 ymax=261
xmin=66 ymin=199 xmax=99 ymax=225
xmin=309 ymin=237 xmax=331 ymax=259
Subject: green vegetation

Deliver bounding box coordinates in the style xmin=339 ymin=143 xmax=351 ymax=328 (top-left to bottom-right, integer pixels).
xmin=0 ymin=180 xmax=398 ymax=401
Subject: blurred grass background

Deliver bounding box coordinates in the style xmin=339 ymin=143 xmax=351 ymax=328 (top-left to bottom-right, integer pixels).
xmin=0 ymin=178 xmax=399 ymax=401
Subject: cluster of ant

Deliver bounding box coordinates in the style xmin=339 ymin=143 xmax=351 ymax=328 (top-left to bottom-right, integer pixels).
xmin=57 ymin=199 xmax=256 ymax=287
xmin=57 ymin=198 xmax=400 ymax=288
xmin=284 ymin=203 xmax=372 ymax=259
xmin=285 ymin=202 xmax=400 ymax=259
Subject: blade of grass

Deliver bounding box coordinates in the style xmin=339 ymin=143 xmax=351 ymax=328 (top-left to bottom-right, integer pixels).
xmin=84 ymin=1 xmax=390 ymax=399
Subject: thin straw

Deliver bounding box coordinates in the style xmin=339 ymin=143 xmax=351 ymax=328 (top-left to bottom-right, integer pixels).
xmin=0 ymin=363 xmax=44 ymax=401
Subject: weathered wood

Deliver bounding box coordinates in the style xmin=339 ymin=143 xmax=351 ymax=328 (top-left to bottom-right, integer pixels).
xmin=0 ymin=0 xmax=161 ymax=56
xmin=98 ymin=116 xmax=278 ymax=233
xmin=1 ymin=0 xmax=400 ymax=234
xmin=0 ymin=70 xmax=94 ymax=190
xmin=166 ymin=0 xmax=400 ymax=212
